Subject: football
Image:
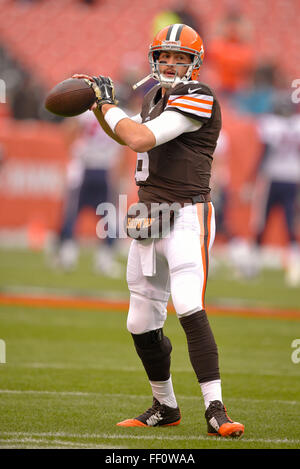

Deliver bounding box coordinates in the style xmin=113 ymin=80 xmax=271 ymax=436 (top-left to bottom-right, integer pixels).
xmin=44 ymin=78 xmax=96 ymax=117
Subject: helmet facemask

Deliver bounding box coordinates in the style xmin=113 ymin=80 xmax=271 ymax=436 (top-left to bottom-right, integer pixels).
xmin=148 ymin=47 xmax=203 ymax=88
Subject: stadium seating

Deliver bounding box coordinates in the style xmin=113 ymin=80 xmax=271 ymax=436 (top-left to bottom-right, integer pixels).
xmin=0 ymin=0 xmax=299 ymax=245
xmin=0 ymin=0 xmax=299 ymax=90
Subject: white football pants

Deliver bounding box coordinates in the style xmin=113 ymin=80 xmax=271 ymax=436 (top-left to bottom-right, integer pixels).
xmin=126 ymin=203 xmax=215 ymax=335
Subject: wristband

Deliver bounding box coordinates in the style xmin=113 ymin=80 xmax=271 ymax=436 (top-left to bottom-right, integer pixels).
xmin=104 ymin=107 xmax=128 ymax=132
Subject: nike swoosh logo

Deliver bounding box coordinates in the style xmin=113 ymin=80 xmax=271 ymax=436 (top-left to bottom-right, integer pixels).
xmin=188 ymin=87 xmax=202 ymax=94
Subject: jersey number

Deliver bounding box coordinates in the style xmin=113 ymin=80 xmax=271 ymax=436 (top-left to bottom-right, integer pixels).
xmin=135 ymin=152 xmax=149 ymax=182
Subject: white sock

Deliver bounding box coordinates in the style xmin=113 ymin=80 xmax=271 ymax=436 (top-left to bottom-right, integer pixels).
xmin=200 ymin=379 xmax=222 ymax=409
xmin=149 ymin=375 xmax=178 ymax=408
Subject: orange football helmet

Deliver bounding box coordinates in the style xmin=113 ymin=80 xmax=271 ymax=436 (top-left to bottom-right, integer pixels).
xmin=148 ymin=24 xmax=204 ymax=88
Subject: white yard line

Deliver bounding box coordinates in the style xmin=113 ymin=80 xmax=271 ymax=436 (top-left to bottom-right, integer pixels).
xmin=0 ymin=389 xmax=299 ymax=406
xmin=8 ymin=362 xmax=143 ymax=372
xmin=0 ymin=437 xmax=123 ymax=449
xmin=0 ymin=431 xmax=299 ymax=446
xmin=5 ymin=362 xmax=300 ymax=377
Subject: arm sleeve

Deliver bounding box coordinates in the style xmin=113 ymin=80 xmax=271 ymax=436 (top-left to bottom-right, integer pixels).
xmin=143 ymin=110 xmax=202 ymax=147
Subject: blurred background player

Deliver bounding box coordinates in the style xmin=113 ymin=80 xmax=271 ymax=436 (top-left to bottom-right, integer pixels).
xmin=210 ymin=129 xmax=232 ymax=243
xmin=52 ymin=111 xmax=123 ymax=277
xmin=208 ymin=11 xmax=255 ymax=102
xmin=209 ymin=129 xmax=234 ymax=273
xmin=151 ymin=0 xmax=202 ymax=36
xmin=241 ymin=92 xmax=300 ymax=285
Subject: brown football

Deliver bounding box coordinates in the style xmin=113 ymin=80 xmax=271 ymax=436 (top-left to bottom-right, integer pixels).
xmin=45 ymin=78 xmax=96 ymax=117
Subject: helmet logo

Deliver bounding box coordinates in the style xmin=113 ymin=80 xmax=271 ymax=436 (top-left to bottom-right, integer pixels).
xmin=161 ymin=40 xmax=181 ymax=49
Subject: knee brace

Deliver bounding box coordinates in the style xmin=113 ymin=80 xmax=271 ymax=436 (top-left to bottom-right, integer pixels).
xmin=180 ymin=310 xmax=220 ymax=383
xmin=131 ymin=328 xmax=172 ymax=382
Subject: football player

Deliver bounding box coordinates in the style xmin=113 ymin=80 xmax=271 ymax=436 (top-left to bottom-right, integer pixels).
xmin=247 ymin=92 xmax=300 ymax=285
xmin=73 ymin=24 xmax=244 ymax=437
xmin=53 ymin=112 xmax=122 ymax=276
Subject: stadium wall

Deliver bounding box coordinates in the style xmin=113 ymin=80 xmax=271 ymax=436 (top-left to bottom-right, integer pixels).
xmin=0 ymin=115 xmax=298 ymax=247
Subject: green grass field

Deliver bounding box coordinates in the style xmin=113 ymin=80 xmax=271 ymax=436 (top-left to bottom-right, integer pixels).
xmin=0 ymin=247 xmax=299 ymax=450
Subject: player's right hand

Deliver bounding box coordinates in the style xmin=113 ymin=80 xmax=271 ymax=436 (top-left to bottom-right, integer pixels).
xmin=72 ymin=74 xmax=117 ymax=110
xmin=91 ymin=75 xmax=118 ymax=108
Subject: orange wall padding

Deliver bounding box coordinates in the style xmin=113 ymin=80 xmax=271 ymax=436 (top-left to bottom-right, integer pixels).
xmin=0 ymin=119 xmax=69 ymax=230
xmin=0 ymin=118 xmax=137 ymax=240
xmin=0 ymin=115 xmax=298 ymax=245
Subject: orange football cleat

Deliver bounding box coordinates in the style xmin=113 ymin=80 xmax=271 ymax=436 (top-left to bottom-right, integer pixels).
xmin=205 ymin=400 xmax=244 ymax=438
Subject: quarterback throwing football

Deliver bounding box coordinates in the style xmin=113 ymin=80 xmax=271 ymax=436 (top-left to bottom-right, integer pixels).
xmin=74 ymin=24 xmax=244 ymax=437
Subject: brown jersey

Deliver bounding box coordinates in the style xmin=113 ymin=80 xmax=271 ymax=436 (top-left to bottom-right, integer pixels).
xmin=135 ymin=80 xmax=222 ymax=205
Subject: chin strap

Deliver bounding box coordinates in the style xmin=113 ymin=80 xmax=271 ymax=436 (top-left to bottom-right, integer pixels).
xmin=132 ymin=61 xmax=193 ymax=91
xmin=132 ymin=74 xmax=154 ymax=90
xmin=133 ymin=72 xmax=182 ymax=91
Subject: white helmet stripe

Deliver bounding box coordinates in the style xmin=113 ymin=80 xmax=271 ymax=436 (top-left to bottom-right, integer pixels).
xmin=168 ymin=24 xmax=184 ymax=41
